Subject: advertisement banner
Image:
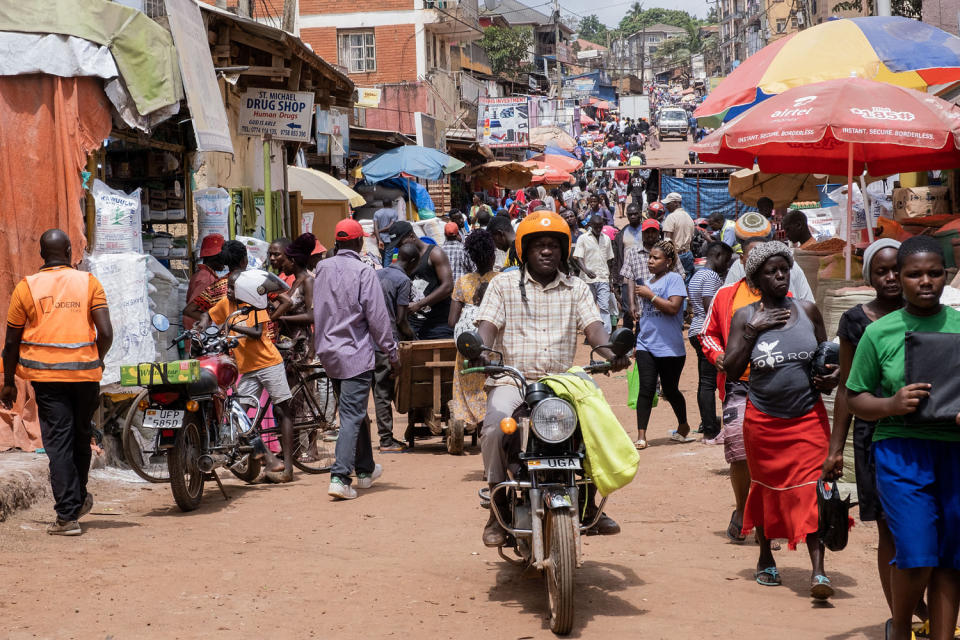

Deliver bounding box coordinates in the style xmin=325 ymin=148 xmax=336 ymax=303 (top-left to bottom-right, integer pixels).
xmin=356 ymin=87 xmax=382 ymax=108
xmin=477 ymin=97 xmax=529 ymax=148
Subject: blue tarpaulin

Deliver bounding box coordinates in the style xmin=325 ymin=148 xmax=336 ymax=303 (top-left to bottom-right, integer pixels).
xmin=660 ymin=175 xmax=756 ymax=220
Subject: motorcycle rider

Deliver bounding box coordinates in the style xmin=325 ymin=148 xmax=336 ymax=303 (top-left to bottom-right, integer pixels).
xmin=473 ymin=210 xmax=631 ymax=546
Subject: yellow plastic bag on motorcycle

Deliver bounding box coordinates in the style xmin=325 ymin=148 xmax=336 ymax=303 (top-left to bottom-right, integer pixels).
xmin=540 ymin=368 xmax=639 ymax=497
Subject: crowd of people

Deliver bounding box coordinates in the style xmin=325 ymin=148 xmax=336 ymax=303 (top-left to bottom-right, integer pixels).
xmin=8 ymin=102 xmax=959 ymax=639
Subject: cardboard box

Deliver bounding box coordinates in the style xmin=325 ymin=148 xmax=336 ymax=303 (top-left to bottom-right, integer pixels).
xmin=893 ymin=186 xmax=951 ymax=220
xmin=120 ymin=360 xmax=201 ymax=387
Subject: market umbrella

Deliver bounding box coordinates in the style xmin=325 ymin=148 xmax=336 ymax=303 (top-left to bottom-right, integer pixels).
xmin=580 ymin=112 xmax=597 ymax=126
xmin=361 ymin=145 xmax=466 ymax=183
xmin=695 ymin=17 xmax=960 ymax=127
xmin=693 ymin=77 xmax=960 ymax=277
xmin=526 ymin=153 xmax=583 ymax=173
xmin=529 ymin=126 xmax=577 ymax=151
xmin=528 ymin=165 xmax=575 ymax=185
xmin=287 ymin=166 xmax=365 ymax=207
xmin=470 ymin=161 xmax=532 ymax=190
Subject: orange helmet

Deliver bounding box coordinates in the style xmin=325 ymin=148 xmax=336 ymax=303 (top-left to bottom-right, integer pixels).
xmin=515 ymin=210 xmax=572 ymax=263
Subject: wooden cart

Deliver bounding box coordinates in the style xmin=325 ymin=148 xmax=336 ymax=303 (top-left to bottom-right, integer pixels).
xmin=394 ymin=339 xmax=477 ymax=454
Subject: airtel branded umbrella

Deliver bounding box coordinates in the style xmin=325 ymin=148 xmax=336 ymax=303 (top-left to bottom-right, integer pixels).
xmin=695 ymin=17 xmax=960 ymax=127
xmin=693 ymin=77 xmax=960 ymax=277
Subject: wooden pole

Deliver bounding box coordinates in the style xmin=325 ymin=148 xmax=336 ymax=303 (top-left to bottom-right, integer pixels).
xmin=282 ymin=0 xmax=297 ymax=33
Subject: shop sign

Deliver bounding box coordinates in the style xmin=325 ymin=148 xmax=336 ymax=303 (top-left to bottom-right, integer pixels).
xmin=238 ymin=88 xmax=315 ymax=141
xmin=356 ymin=87 xmax=382 ymax=108
xmin=477 ymin=97 xmax=529 ymax=148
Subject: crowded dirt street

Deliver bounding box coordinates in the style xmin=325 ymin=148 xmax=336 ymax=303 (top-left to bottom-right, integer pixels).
xmin=0 ymin=323 xmax=890 ymax=640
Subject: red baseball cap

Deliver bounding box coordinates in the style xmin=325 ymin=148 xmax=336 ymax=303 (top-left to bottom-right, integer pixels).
xmin=199 ymin=233 xmax=224 ymax=257
xmin=641 ymin=219 xmax=660 ymax=231
xmin=335 ymin=218 xmax=368 ymax=241
xmin=312 ymin=239 xmax=327 ymax=255
xmin=444 ymin=222 xmax=459 ymax=237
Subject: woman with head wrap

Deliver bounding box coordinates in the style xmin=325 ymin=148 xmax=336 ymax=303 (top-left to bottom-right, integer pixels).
xmin=820 ymin=238 xmax=925 ymax=626
xmin=723 ymin=241 xmax=840 ymax=599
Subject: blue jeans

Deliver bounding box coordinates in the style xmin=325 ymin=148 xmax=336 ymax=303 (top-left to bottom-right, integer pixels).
xmin=679 ymin=251 xmax=695 ymax=285
xmin=330 ymin=371 xmax=376 ymax=483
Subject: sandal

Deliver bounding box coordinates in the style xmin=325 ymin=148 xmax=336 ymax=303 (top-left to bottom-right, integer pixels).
xmin=755 ymin=566 xmax=781 ymax=586
xmin=726 ymin=511 xmax=746 ymax=542
xmin=810 ymin=574 xmax=834 ymax=600
xmin=669 ymin=430 xmax=696 ymax=443
xmin=634 ymin=438 xmax=648 ymax=450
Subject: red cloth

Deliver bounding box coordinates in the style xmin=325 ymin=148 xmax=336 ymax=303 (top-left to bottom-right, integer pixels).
xmin=741 ymin=399 xmax=830 ymax=549
xmin=183 ymin=264 xmax=218 ymax=330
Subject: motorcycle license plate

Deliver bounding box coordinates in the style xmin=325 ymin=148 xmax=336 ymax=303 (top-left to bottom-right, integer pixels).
xmin=143 ymin=409 xmax=185 ymax=429
xmin=526 ymin=457 xmax=581 ymax=470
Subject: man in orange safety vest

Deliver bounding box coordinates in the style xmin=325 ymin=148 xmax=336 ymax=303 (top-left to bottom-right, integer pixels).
xmin=1 ymin=229 xmax=113 ymax=536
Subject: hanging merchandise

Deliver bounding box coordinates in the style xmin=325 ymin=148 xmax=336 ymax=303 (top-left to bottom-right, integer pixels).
xmin=236 ymin=235 xmax=270 ymax=270
xmin=92 ymin=179 xmax=142 ymax=253
xmin=193 ymin=187 xmax=231 ymax=249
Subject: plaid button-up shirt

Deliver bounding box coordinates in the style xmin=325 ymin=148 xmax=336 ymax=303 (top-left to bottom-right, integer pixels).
xmin=442 ymin=238 xmax=475 ymax=285
xmin=476 ymin=269 xmax=602 ymax=386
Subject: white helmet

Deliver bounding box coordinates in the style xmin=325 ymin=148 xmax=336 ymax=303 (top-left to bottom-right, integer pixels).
xmin=233 ymin=269 xmax=289 ymax=309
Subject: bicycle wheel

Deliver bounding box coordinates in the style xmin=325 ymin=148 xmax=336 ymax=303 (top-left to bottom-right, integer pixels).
xmin=121 ymin=389 xmax=171 ymax=483
xmin=288 ymin=372 xmax=337 ymax=473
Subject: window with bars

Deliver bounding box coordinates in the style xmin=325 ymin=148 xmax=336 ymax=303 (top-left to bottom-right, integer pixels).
xmin=338 ymin=30 xmax=376 ymax=74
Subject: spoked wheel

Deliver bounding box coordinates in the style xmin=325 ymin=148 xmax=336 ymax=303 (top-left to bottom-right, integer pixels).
xmin=288 ymin=373 xmax=337 ymax=473
xmin=121 ymin=390 xmax=170 ymax=483
xmin=167 ymin=417 xmax=205 ymax=511
xmin=543 ymin=509 xmax=576 ymax=635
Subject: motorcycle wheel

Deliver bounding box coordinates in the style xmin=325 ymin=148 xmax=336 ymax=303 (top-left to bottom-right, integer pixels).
xmin=121 ymin=389 xmax=170 ymax=484
xmin=229 ymin=453 xmax=262 ymax=483
xmin=446 ymin=419 xmax=465 ymax=455
xmin=543 ymin=509 xmax=576 ymax=635
xmin=167 ymin=417 xmax=205 ymax=511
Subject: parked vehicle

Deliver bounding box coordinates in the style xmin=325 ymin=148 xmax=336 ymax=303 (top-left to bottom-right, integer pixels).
xmin=457 ymin=328 xmax=635 ymax=635
xmin=620 ymin=94 xmax=650 ymax=123
xmin=657 ymin=107 xmax=689 ymax=141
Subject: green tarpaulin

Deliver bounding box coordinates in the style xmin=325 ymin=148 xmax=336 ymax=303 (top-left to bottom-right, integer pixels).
xmin=0 ymin=0 xmax=183 ymax=115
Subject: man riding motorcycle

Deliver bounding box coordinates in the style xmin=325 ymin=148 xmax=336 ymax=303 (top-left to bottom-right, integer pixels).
xmin=473 ymin=210 xmax=631 ymax=546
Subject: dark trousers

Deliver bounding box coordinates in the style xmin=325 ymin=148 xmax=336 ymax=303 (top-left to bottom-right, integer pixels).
xmin=330 ymin=372 xmax=375 ymax=484
xmin=634 ymin=350 xmax=687 ymax=431
xmin=372 ymin=350 xmax=396 ymax=445
xmin=679 ymin=251 xmax=695 ymax=284
xmin=619 ymin=283 xmax=634 ymax=331
xmin=410 ymin=315 xmax=454 ymax=340
xmin=689 ymin=336 xmax=720 ymax=433
xmin=32 ymin=381 xmax=99 ymax=521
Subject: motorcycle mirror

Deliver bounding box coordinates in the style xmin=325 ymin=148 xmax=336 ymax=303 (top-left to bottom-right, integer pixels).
xmin=151 ymin=314 xmax=171 ymax=332
xmin=456 ymin=331 xmax=484 ymax=360
xmin=609 ymin=328 xmax=635 ymax=357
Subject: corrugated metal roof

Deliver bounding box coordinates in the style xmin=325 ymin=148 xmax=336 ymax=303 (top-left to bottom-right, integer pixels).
xmin=480 ymin=0 xmax=572 ymax=32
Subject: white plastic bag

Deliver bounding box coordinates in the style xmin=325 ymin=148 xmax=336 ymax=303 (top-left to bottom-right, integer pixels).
xmin=92 ymin=179 xmax=142 ymax=253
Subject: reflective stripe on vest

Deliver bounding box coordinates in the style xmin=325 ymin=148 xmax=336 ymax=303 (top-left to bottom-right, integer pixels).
xmin=18 ymin=268 xmax=101 ymax=381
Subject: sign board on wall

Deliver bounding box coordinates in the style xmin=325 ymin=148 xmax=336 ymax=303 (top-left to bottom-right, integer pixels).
xmin=315 ymin=107 xmax=350 ymax=168
xmin=356 ymin=87 xmax=382 ymax=108
xmin=238 ymin=88 xmax=314 ymax=141
xmin=415 ymin=112 xmax=447 ymax=152
xmin=477 ymin=97 xmax=529 ymax=148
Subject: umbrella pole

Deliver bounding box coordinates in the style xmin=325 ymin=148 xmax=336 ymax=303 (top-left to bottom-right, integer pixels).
xmin=845 ymin=144 xmax=854 ymax=281
xmin=859 ymin=174 xmax=875 ymax=244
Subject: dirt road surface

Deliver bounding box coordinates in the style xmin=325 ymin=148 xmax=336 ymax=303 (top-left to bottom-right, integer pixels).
xmin=0 ymin=141 xmax=890 ymax=639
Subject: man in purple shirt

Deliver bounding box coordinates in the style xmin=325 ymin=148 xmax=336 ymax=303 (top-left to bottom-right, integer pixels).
xmin=313 ymin=219 xmax=400 ymax=500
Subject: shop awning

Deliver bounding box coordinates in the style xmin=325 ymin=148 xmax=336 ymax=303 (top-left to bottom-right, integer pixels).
xmin=287 ymin=166 xmax=365 ymax=207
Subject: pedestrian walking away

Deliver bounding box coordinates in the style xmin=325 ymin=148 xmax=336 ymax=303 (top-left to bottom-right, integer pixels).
xmin=1 ymin=229 xmax=113 ymax=536
xmin=314 ymin=219 xmax=399 ymax=500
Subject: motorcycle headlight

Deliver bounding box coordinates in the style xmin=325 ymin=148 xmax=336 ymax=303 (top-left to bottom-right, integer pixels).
xmin=530 ymin=398 xmax=577 ymax=443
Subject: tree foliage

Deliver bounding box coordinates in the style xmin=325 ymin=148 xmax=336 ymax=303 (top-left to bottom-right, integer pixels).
xmin=618 ymin=7 xmax=699 ymax=35
xmin=577 ymin=14 xmax=609 ymax=45
xmin=478 ymin=26 xmax=533 ymax=79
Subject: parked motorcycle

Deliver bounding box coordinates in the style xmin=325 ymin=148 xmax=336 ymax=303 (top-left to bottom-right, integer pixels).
xmin=457 ymin=328 xmax=634 ymax=635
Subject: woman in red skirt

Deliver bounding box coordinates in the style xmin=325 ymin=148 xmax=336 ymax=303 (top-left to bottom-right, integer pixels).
xmin=723 ymin=241 xmax=840 ymax=599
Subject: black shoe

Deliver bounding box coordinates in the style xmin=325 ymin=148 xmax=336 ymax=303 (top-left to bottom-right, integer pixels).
xmin=586 ymin=512 xmax=621 ymax=536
